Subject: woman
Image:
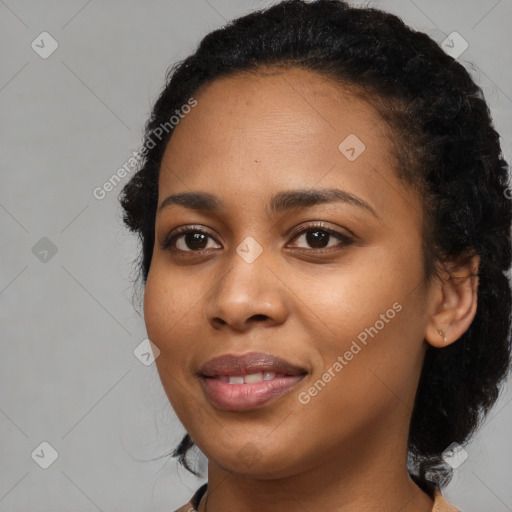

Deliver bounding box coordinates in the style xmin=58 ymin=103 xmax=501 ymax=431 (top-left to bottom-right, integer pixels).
xmin=119 ymin=1 xmax=511 ymax=510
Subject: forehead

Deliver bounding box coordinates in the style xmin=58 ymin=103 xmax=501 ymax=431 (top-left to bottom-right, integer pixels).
xmin=157 ymin=67 xmax=414 ymax=219
xmin=167 ymin=67 xmax=381 ymax=157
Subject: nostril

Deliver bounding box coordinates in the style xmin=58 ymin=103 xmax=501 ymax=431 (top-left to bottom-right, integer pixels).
xmin=250 ymin=314 xmax=269 ymax=321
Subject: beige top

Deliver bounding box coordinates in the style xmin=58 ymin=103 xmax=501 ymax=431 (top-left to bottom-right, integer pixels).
xmin=174 ymin=485 xmax=460 ymax=512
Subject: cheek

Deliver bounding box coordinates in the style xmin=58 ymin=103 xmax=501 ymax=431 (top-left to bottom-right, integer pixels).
xmin=291 ymin=302 xmax=423 ymax=465
xmin=143 ymin=267 xmax=205 ymax=420
xmin=300 ymin=247 xmax=426 ymax=402
xmin=143 ymin=266 xmax=201 ymax=366
xmin=144 ymin=271 xmax=171 ymax=347
xmin=299 ymin=247 xmax=414 ymax=340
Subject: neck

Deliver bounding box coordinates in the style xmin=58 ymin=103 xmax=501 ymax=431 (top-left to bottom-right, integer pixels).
xmin=199 ymin=433 xmax=433 ymax=512
xmin=201 ymin=467 xmax=433 ymax=512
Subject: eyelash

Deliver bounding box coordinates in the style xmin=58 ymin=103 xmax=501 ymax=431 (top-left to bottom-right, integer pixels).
xmin=161 ymin=222 xmax=354 ymax=255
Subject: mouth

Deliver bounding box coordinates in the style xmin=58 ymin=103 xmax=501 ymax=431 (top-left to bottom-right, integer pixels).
xmin=198 ymin=351 xmax=308 ymax=411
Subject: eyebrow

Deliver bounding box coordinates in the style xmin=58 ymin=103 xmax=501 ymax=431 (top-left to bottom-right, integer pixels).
xmin=158 ymin=188 xmax=378 ymax=218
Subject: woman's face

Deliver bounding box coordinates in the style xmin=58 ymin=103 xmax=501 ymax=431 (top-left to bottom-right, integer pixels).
xmin=144 ymin=67 xmax=437 ymax=478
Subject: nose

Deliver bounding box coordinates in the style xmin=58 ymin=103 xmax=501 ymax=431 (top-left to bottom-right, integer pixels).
xmin=204 ymin=246 xmax=289 ymax=332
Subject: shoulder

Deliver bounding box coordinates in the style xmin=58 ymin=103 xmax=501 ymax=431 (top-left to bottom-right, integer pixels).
xmin=173 ymin=503 xmax=194 ymax=512
xmin=173 ymin=503 xmax=196 ymax=512
xmin=173 ymin=483 xmax=208 ymax=512
xmin=432 ymin=488 xmax=460 ymax=512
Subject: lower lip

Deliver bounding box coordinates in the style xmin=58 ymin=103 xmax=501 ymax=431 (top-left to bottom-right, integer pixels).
xmin=200 ymin=374 xmax=306 ymax=411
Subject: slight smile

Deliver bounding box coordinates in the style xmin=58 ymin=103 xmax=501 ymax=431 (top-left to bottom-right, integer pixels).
xmin=198 ymin=351 xmax=308 ymax=411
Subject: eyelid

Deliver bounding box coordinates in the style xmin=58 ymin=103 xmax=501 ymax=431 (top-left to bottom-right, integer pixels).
xmin=160 ymin=224 xmax=221 ymax=250
xmin=161 ymin=221 xmax=356 ymax=254
xmin=285 ymin=223 xmax=355 ymax=252
xmin=286 ymin=220 xmax=357 ymax=242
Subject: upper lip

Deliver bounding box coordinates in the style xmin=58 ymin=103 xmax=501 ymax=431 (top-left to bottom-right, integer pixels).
xmin=199 ymin=351 xmax=307 ymax=377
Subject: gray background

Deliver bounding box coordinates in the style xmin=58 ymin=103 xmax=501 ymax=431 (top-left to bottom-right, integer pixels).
xmin=0 ymin=1 xmax=511 ymax=510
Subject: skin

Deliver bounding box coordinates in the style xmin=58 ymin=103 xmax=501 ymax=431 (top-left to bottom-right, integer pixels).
xmin=143 ymin=67 xmax=479 ymax=511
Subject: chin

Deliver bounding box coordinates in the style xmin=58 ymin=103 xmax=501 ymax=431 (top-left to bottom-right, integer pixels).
xmin=204 ymin=439 xmax=306 ymax=480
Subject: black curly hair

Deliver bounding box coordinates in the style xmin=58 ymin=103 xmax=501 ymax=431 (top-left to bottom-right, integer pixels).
xmin=119 ymin=0 xmax=512 ymax=497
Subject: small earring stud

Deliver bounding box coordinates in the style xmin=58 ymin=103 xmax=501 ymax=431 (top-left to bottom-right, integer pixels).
xmin=437 ymin=329 xmax=447 ymax=344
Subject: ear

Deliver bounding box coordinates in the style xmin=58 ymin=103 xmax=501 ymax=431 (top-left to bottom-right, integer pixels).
xmin=425 ymin=255 xmax=480 ymax=348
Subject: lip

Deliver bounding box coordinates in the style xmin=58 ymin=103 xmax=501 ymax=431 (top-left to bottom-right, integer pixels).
xmin=199 ymin=351 xmax=308 ymax=411
xmin=199 ymin=351 xmax=307 ymax=377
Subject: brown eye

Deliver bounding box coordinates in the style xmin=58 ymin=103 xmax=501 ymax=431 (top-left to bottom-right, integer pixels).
xmin=288 ymin=223 xmax=354 ymax=252
xmin=162 ymin=226 xmax=221 ymax=253
xmin=177 ymin=232 xmax=210 ymax=251
xmin=304 ymin=230 xmax=330 ymax=248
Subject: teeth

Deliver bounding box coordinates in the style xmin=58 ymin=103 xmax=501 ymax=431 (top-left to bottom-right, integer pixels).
xmin=223 ymin=371 xmax=279 ymax=384
xmin=244 ymin=372 xmax=263 ymax=383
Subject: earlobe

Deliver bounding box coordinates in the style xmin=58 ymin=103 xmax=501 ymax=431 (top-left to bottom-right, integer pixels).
xmin=425 ymin=256 xmax=479 ymax=348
